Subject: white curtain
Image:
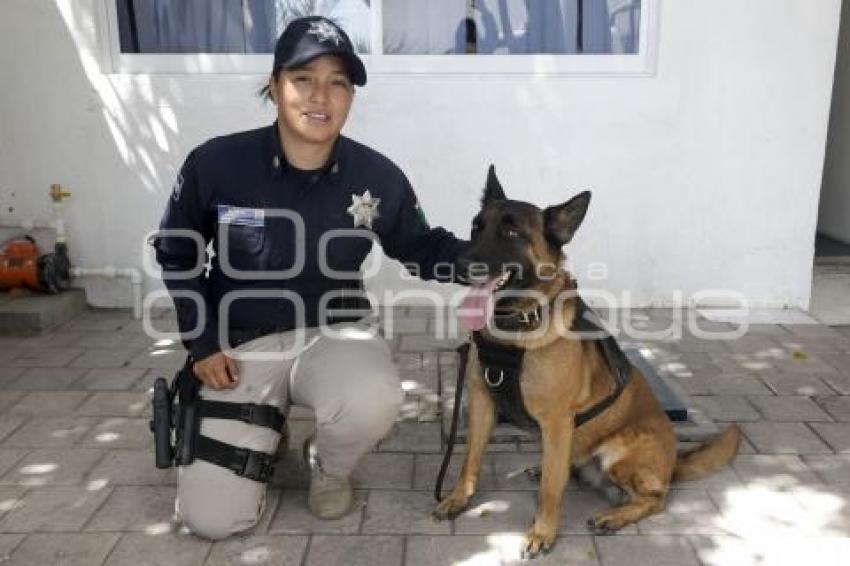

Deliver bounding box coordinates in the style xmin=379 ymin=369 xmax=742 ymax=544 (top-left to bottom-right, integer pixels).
xmin=117 ymin=0 xmax=638 ymax=55
xmin=117 ymin=0 xmax=370 ymax=54
xmin=382 ymin=0 xmax=641 ymax=55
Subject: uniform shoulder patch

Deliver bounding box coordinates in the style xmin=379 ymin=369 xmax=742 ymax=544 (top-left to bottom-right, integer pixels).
xmin=171 ymin=172 xmax=185 ymax=202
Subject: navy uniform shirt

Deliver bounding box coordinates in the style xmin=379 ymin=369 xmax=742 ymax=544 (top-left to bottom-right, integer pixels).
xmin=152 ymin=122 xmax=469 ymax=360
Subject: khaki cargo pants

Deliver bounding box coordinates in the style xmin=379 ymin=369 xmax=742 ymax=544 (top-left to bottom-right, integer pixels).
xmin=175 ymin=322 xmax=403 ymax=540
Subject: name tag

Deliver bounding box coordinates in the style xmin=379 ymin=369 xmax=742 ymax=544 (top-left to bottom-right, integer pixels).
xmin=217 ymin=205 xmax=264 ymax=227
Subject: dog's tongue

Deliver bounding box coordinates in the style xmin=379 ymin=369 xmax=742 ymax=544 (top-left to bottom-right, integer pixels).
xmin=459 ymin=278 xmax=501 ymax=331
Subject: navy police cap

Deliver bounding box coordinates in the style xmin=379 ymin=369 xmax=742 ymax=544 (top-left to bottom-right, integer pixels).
xmin=273 ymin=16 xmax=367 ymax=86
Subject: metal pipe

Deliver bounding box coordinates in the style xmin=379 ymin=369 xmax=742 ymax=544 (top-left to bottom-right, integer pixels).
xmin=1 ymin=219 xmax=53 ymax=231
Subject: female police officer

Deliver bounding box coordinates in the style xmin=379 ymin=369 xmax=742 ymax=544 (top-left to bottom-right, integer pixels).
xmin=152 ymin=16 xmax=468 ymax=539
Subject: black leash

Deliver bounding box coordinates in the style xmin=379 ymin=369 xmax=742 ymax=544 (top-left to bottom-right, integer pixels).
xmin=434 ymin=342 xmax=469 ymax=502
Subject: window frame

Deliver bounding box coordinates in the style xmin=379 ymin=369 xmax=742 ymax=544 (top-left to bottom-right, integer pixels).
xmin=99 ymin=0 xmax=660 ymax=77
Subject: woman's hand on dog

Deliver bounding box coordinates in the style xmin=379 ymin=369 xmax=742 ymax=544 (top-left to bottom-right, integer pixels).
xmin=193 ymin=352 xmax=240 ymax=390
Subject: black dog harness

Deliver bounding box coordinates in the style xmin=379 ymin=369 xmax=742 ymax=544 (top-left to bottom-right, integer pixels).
xmin=435 ymin=295 xmax=632 ymax=501
xmin=473 ymin=296 xmax=631 ymax=431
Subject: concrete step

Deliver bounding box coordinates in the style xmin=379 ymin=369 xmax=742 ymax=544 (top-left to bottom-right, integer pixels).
xmin=0 ymin=288 xmax=87 ymax=334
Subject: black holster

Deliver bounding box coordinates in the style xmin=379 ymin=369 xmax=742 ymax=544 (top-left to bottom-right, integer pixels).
xmin=150 ymin=358 xmax=200 ymax=469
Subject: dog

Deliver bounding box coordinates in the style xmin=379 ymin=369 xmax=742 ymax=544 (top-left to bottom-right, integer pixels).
xmin=433 ymin=165 xmax=741 ymax=557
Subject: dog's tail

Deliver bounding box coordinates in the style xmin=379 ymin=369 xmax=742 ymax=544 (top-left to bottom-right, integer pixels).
xmin=672 ymin=424 xmax=741 ymax=482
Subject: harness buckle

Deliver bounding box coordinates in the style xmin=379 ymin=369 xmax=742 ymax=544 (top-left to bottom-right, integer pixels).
xmin=231 ymin=447 xmax=275 ymax=482
xmin=483 ymin=367 xmax=505 ymax=388
xmin=239 ymin=403 xmax=258 ymax=424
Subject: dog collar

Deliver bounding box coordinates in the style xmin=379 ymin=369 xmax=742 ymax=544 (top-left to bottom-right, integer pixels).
xmin=490 ymin=304 xmax=545 ymax=332
xmin=489 ymin=273 xmax=573 ymax=333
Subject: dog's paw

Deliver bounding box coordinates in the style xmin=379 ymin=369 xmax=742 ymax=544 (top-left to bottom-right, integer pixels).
xmin=586 ymin=515 xmax=621 ymax=536
xmin=522 ymin=524 xmax=556 ymax=559
xmin=432 ymin=495 xmax=470 ymax=521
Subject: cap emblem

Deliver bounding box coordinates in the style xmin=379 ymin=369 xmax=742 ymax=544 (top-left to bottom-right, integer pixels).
xmin=307 ymin=20 xmax=344 ymax=46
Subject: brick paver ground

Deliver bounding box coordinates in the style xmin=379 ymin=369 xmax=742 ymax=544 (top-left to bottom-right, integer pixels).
xmin=0 ymin=308 xmax=848 ymax=565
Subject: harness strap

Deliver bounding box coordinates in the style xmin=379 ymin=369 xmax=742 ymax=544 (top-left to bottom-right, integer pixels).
xmin=194 ymin=435 xmax=276 ymax=483
xmin=571 ymin=297 xmax=631 ymax=426
xmin=198 ymin=400 xmax=285 ymax=432
xmin=171 ymin=356 xmax=283 ymax=483
xmin=575 ymin=364 xmax=627 ymax=425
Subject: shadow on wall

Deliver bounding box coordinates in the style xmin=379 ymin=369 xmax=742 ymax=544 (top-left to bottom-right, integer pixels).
xmin=0 ymin=2 xmax=191 ymax=307
xmin=55 ymin=2 xmax=186 ymax=195
xmin=33 ymin=1 xmax=182 ymax=307
xmin=14 ymin=2 xmax=265 ymax=307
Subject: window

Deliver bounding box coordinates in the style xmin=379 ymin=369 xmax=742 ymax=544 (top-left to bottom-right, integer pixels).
xmin=116 ymin=0 xmax=371 ymax=54
xmin=383 ymin=0 xmax=640 ymax=55
xmin=104 ymin=0 xmax=656 ymax=75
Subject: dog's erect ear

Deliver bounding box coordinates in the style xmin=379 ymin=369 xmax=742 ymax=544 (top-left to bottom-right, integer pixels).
xmin=543 ymin=191 xmax=591 ymax=247
xmin=481 ymin=164 xmax=506 ymax=207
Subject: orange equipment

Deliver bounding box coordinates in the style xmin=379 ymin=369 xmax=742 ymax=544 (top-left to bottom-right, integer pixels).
xmin=0 ymin=236 xmax=70 ymax=293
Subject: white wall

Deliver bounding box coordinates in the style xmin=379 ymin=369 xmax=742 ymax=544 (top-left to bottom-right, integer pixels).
xmin=0 ymin=0 xmax=842 ymax=310
xmin=820 ymin=0 xmax=850 ymax=245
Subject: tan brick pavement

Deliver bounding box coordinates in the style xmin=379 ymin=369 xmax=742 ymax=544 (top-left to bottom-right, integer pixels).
xmin=0 ymin=307 xmax=847 ymax=564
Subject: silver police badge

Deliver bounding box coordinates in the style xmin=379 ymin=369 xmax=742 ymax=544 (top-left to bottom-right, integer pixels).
xmin=347 ymin=190 xmax=380 ymax=229
xmin=307 ymin=20 xmax=343 ymax=46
